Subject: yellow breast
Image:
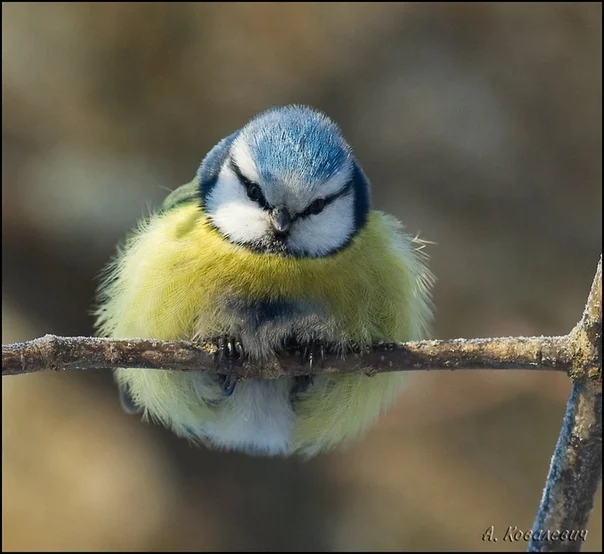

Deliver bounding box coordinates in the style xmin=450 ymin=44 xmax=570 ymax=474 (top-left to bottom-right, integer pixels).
xmin=98 ymin=204 xmax=430 ymax=342
xmin=95 ymin=202 xmax=433 ymax=456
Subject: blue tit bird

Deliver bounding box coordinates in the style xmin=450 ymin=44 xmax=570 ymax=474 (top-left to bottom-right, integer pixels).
xmin=94 ymin=105 xmax=434 ymax=458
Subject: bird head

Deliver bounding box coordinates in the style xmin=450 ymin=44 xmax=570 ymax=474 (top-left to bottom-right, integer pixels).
xmin=199 ymin=105 xmax=371 ymax=257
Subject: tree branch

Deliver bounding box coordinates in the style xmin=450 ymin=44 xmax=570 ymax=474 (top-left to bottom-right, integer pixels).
xmin=0 ymin=334 xmax=574 ymax=378
xmin=2 ymin=257 xmax=599 ymax=382
xmin=528 ymin=379 xmax=602 ymax=552
xmin=528 ymin=255 xmax=602 ymax=552
xmin=1 ymin=256 xmax=601 ymax=553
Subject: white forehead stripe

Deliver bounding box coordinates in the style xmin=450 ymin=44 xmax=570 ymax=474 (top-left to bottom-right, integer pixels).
xmin=319 ymin=161 xmax=353 ymax=197
xmin=231 ymin=137 xmax=261 ymax=183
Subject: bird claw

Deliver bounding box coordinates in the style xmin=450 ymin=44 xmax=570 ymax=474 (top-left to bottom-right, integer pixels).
xmin=301 ymin=338 xmax=326 ymax=382
xmin=213 ymin=335 xmax=244 ymax=396
xmin=292 ymin=338 xmax=327 ymax=398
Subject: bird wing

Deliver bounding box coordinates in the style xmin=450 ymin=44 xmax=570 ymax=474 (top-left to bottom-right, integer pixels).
xmin=160 ymin=178 xmax=200 ymax=213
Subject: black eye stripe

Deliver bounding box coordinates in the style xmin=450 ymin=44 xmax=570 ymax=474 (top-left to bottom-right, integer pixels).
xmin=229 ymin=159 xmax=254 ymax=188
xmin=298 ymin=180 xmax=353 ymax=219
xmin=228 ymin=159 xmax=353 ymax=220
xmin=229 ymin=159 xmax=270 ymax=209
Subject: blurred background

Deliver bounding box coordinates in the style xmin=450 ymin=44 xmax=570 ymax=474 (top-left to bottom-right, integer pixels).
xmin=2 ymin=2 xmax=602 ymax=551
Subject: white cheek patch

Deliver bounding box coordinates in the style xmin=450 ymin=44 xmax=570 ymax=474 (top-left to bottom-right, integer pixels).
xmin=230 ymin=138 xmax=261 ymax=184
xmin=288 ymin=193 xmax=356 ymax=257
xmin=205 ymin=166 xmax=270 ymax=244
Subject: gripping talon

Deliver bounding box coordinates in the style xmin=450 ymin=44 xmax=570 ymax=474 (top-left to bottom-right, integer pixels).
xmin=213 ymin=335 xmax=240 ymax=396
xmin=234 ymin=340 xmax=246 ymax=361
xmin=292 ymin=338 xmax=328 ymax=399
xmin=301 ymin=345 xmax=308 ymax=365
xmin=215 ymin=336 xmax=226 ymax=367
xmin=302 ymin=338 xmax=325 ymax=386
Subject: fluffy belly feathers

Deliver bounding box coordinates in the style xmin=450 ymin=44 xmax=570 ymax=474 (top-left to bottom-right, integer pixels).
xmin=101 ymin=206 xmax=431 ymax=456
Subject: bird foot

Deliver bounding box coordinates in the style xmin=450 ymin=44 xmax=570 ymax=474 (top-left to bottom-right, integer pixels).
xmin=213 ymin=335 xmax=245 ymax=396
xmin=291 ymin=338 xmax=327 ymax=398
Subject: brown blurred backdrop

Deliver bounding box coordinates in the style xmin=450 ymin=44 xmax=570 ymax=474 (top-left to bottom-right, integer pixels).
xmin=2 ymin=2 xmax=602 ymax=551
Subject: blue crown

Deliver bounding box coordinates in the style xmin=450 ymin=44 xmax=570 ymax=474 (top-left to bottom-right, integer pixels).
xmin=240 ymin=105 xmax=352 ymax=186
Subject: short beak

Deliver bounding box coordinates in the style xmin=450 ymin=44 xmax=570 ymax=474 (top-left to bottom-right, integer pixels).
xmin=271 ymin=207 xmax=292 ymax=234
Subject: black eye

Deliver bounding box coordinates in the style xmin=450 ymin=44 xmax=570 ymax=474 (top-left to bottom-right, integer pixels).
xmin=247 ymin=183 xmax=262 ymax=202
xmin=308 ymin=198 xmax=325 ymax=215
